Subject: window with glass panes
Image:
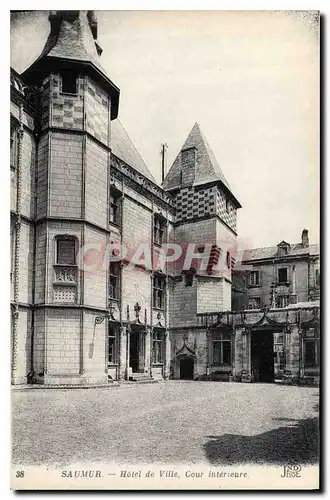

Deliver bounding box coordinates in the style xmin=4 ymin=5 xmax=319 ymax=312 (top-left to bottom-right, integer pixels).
xmin=108 ymin=325 xmax=117 ymax=364
xmin=153 ymin=275 xmax=165 ymax=309
xmin=109 ymin=262 xmax=120 ymax=300
xmin=110 ymin=188 xmax=121 ymax=225
xmin=212 ymin=332 xmax=232 ymax=365
xmin=153 ymin=215 xmax=165 ymax=246
xmin=153 ymin=330 xmax=163 ymax=363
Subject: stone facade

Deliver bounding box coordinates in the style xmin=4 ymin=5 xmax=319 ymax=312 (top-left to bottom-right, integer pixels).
xmin=10 ymin=11 xmax=320 ymax=386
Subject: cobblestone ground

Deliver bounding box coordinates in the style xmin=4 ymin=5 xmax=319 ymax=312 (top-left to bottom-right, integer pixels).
xmin=12 ymin=382 xmax=319 ymax=467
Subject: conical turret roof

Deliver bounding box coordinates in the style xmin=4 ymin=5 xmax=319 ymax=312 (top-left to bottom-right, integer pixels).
xmin=22 ymin=11 xmax=120 ymax=119
xmin=163 ymin=122 xmax=241 ymax=207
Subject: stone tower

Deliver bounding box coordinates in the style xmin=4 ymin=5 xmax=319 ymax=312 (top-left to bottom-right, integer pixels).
xmin=21 ymin=11 xmax=120 ymax=384
xmin=163 ymin=123 xmax=241 ymax=379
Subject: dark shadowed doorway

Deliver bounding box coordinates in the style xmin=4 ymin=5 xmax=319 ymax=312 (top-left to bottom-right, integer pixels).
xmin=180 ymin=358 xmax=194 ymax=379
xmin=251 ymin=330 xmax=274 ymax=382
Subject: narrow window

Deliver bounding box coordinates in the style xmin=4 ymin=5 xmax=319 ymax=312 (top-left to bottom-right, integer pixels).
xmin=108 ymin=325 xmax=117 ymax=364
xmin=109 ymin=262 xmax=120 ymax=300
xmin=153 ymin=275 xmax=165 ymax=309
xmin=153 ymin=215 xmax=166 ymax=246
xmin=110 ymin=188 xmax=121 ymax=225
xmin=152 ymin=330 xmax=163 ymax=363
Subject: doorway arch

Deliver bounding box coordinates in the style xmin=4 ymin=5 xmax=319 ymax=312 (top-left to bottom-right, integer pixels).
xmin=180 ymin=357 xmax=194 ymax=380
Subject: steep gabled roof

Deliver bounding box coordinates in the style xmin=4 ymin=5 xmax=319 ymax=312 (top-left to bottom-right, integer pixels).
xmin=111 ymin=119 xmax=157 ymax=184
xmin=163 ymin=122 xmax=241 ymax=207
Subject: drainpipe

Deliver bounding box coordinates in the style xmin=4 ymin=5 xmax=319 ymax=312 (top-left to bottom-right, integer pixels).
xmin=11 ymin=104 xmax=24 ymax=384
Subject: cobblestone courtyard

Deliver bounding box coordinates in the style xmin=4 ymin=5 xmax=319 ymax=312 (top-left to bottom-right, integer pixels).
xmin=12 ymin=382 xmax=319 ymax=467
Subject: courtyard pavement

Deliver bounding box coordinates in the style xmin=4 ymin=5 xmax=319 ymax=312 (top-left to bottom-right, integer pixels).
xmin=12 ymin=381 xmax=319 ymax=467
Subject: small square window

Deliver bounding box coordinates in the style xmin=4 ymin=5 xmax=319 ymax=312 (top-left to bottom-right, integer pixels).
xmin=61 ymin=71 xmax=78 ymax=95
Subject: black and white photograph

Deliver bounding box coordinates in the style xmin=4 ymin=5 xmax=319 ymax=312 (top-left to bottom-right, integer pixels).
xmin=10 ymin=8 xmax=320 ymax=490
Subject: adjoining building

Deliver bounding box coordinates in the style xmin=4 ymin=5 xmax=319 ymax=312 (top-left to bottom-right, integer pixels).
xmin=10 ymin=11 xmax=319 ymax=386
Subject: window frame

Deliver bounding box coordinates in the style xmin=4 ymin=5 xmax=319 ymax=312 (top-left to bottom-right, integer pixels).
xmin=212 ymin=332 xmax=232 ymax=366
xmin=278 ymin=267 xmax=288 ymax=284
xmin=108 ymin=324 xmax=118 ymax=365
xmin=249 ymin=270 xmax=260 ymax=287
xmin=109 ymin=187 xmax=121 ymax=226
xmin=152 ymin=329 xmax=164 ymax=364
xmin=277 ymin=295 xmax=289 ymax=308
xmin=60 ymin=71 xmax=78 ymax=96
xmin=248 ymin=296 xmax=261 ymax=309
xmin=55 ymin=237 xmax=77 ymax=266
xmin=153 ymin=274 xmax=166 ymax=310
xmin=153 ymin=214 xmax=166 ymax=247
xmin=109 ymin=261 xmax=120 ymax=300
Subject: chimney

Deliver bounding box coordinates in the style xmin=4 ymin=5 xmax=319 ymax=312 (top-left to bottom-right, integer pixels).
xmin=301 ymin=229 xmax=309 ymax=248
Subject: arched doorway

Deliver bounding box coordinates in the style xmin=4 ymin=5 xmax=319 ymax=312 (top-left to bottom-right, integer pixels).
xmin=180 ymin=357 xmax=194 ymax=380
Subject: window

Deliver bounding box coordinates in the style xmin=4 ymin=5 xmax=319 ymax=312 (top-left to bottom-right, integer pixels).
xmin=153 ymin=215 xmax=166 ymax=246
xmin=56 ymin=238 xmax=76 ymax=265
xmin=61 ymin=71 xmax=78 ymax=95
xmin=109 ymin=262 xmax=120 ymax=300
xmin=108 ymin=325 xmax=117 ymax=364
xmin=10 ymin=124 xmax=18 ymax=168
xmin=153 ymin=275 xmax=165 ymax=309
xmin=277 ymin=295 xmax=289 ymax=308
xmin=110 ymin=188 xmax=121 ymax=225
xmin=248 ymin=297 xmax=261 ymax=309
xmin=304 ymin=340 xmax=317 ymax=367
xmin=278 ymin=267 xmax=288 ymax=284
xmin=249 ymin=270 xmax=260 ymax=286
xmin=226 ymin=251 xmax=231 ymax=269
xmin=153 ymin=330 xmax=163 ymax=363
xmin=315 ymin=269 xmax=320 ymax=287
xmin=212 ymin=333 xmax=231 ymax=365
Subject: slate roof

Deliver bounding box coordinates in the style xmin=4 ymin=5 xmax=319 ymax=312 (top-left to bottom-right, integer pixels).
xmin=111 ymin=120 xmax=157 ymax=184
xmin=242 ymin=243 xmax=320 ymax=262
xmin=34 ymin=11 xmax=105 ymax=76
xmin=163 ymin=122 xmax=241 ymax=207
xmin=21 ymin=11 xmax=119 ymax=119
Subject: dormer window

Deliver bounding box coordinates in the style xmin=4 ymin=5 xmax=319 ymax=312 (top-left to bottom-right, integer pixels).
xmin=61 ymin=71 xmax=78 ymax=95
xmin=277 ymin=241 xmax=290 ymax=257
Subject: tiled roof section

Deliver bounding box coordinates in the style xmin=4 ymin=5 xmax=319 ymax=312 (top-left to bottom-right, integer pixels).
xmin=242 ymin=243 xmax=320 ymax=262
xmin=111 ymin=119 xmax=157 ymax=184
xmin=34 ymin=11 xmax=105 ymax=75
xmin=11 ymin=68 xmax=26 ymax=95
xmin=163 ymin=123 xmax=238 ymax=203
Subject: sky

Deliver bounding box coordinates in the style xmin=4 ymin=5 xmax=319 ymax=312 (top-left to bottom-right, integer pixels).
xmin=10 ymin=10 xmax=320 ymax=248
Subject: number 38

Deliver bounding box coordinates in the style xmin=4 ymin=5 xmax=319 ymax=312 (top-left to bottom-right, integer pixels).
xmin=16 ymin=471 xmax=24 ymax=478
